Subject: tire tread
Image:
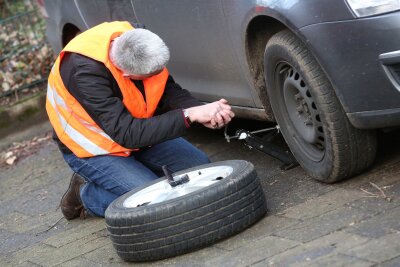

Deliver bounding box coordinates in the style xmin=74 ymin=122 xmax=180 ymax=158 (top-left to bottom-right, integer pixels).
xmin=264 ymin=30 xmax=377 ymax=182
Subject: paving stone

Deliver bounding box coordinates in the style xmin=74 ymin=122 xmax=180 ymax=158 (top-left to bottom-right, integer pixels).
xmin=207 ymin=139 xmax=285 ymax=181
xmin=253 ymin=231 xmax=369 ymax=267
xmin=280 ymin=188 xmax=363 ymax=220
xmin=297 ymin=253 xmax=374 ymax=267
xmin=274 ymin=206 xmax=371 ymax=242
xmin=104 ymin=242 xmax=223 ymax=266
xmin=0 ymin=212 xmax=30 ymax=230
xmin=341 ymin=158 xmax=400 ymax=190
xmin=353 ymin=181 xmax=400 ymax=205
xmin=84 ymin=242 xmax=205 ymax=267
xmin=0 ymin=177 xmax=68 ymax=217
xmin=56 ymin=257 xmax=100 ymax=267
xmin=0 ymin=211 xmax=62 ymax=234
xmin=343 ymin=233 xmax=400 ymax=263
xmin=1 ymin=121 xmax=400 ymax=266
xmin=345 ymin=205 xmax=400 ymax=239
xmin=9 ymin=233 xmax=109 ymax=267
xmin=215 ymin=215 xmax=300 ymax=251
xmin=43 ymin=218 xmax=106 ymax=248
xmin=345 ymin=196 xmax=400 ymax=216
xmin=380 ymin=256 xmax=400 ymax=267
xmin=0 ymin=156 xmax=64 ymax=204
xmin=83 ymin=243 xmax=138 ymax=267
xmin=205 ymin=235 xmax=299 ymax=267
xmin=10 ymin=260 xmax=42 ymax=267
xmin=383 ymin=181 xmax=400 ymax=202
xmin=0 ymin=229 xmax=43 ymax=257
xmin=259 ymin=169 xmax=335 ymax=214
xmin=0 ymin=221 xmax=77 ymax=258
xmin=164 ymin=245 xmax=227 ymax=265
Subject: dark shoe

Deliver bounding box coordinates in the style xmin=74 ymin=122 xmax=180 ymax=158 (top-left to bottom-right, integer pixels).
xmin=79 ymin=208 xmax=91 ymax=220
xmin=60 ymin=173 xmax=85 ymax=220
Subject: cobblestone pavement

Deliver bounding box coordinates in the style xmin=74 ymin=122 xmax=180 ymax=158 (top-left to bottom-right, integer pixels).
xmin=0 ymin=121 xmax=399 ymax=267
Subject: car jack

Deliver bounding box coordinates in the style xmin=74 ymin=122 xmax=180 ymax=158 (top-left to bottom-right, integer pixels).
xmin=224 ymin=125 xmax=299 ymax=170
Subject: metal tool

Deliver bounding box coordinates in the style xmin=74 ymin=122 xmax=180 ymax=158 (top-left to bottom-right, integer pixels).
xmin=224 ymin=125 xmax=280 ymax=142
xmin=224 ymin=125 xmax=299 ymax=170
xmin=162 ymin=165 xmax=190 ymax=187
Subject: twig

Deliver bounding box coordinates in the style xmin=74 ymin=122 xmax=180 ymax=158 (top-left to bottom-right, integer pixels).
xmin=360 ymin=183 xmax=391 ymax=202
xmin=269 ymin=180 xmax=278 ymax=186
xmin=35 ymin=216 xmax=64 ymax=236
xmin=369 ymin=182 xmax=388 ymax=199
xmin=360 ymin=188 xmax=378 ymax=197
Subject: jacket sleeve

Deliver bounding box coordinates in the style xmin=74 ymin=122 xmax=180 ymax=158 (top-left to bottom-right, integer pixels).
xmin=63 ymin=54 xmax=188 ymax=149
xmin=157 ymin=75 xmax=203 ymax=111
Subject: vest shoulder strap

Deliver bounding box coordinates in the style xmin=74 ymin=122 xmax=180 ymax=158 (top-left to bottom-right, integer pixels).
xmin=63 ymin=21 xmax=133 ymax=63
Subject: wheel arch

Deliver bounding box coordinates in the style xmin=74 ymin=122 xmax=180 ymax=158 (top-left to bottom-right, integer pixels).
xmin=245 ymin=15 xmax=297 ymax=121
xmin=244 ymin=15 xmax=337 ymax=122
xmin=62 ymin=23 xmax=82 ymax=47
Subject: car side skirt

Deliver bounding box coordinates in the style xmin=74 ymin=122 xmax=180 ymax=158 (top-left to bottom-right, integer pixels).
xmin=347 ymin=108 xmax=400 ymax=129
xmin=231 ymin=106 xmax=270 ymax=121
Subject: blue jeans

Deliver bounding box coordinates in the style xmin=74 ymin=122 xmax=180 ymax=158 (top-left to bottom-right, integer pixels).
xmin=62 ymin=137 xmax=210 ymax=217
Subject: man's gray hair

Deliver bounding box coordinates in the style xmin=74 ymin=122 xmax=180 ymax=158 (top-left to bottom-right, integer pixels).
xmin=110 ymin=29 xmax=170 ymax=75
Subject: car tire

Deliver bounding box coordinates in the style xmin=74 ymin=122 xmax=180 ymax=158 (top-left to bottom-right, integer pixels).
xmin=105 ymin=160 xmax=267 ymax=262
xmin=264 ymin=29 xmax=377 ymax=183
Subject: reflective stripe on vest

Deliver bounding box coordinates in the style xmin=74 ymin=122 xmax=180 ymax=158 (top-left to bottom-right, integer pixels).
xmin=46 ymin=84 xmax=110 ymax=156
xmin=46 ymin=21 xmax=169 ymax=158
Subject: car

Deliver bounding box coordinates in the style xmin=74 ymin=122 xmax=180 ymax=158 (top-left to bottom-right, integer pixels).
xmin=40 ymin=0 xmax=400 ymax=183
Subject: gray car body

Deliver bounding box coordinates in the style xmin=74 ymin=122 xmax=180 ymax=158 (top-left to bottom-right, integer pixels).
xmin=44 ymin=0 xmax=400 ymax=129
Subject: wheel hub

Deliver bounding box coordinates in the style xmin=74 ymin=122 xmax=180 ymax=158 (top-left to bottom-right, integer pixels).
xmin=122 ymin=166 xmax=233 ymax=208
xmin=279 ymin=66 xmax=326 ymax=161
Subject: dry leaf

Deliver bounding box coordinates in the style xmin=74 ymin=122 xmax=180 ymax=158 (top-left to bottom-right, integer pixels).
xmin=2 ymin=82 xmax=10 ymax=91
xmin=6 ymin=156 xmax=17 ymax=165
xmin=3 ymin=151 xmax=13 ymax=159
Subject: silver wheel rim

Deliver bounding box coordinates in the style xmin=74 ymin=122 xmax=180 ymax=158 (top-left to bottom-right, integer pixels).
xmin=123 ymin=165 xmax=234 ymax=208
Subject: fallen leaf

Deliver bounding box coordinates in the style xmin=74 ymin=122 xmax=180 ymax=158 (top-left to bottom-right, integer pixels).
xmin=6 ymin=156 xmax=17 ymax=165
xmin=2 ymin=82 xmax=10 ymax=91
xmin=3 ymin=151 xmax=13 ymax=159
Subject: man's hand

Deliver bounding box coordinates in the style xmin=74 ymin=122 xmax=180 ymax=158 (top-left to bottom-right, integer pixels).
xmin=186 ymin=99 xmax=235 ymax=129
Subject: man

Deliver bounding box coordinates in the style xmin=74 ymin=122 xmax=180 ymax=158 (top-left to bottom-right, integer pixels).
xmin=46 ymin=21 xmax=234 ymax=219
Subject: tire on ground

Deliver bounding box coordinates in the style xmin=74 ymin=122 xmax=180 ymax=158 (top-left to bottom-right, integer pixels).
xmin=264 ymin=29 xmax=377 ymax=183
xmin=105 ymin=160 xmax=267 ymax=262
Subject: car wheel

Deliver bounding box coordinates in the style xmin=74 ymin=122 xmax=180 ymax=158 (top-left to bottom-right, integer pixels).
xmin=264 ymin=30 xmax=377 ymax=183
xmin=105 ymin=160 xmax=267 ymax=262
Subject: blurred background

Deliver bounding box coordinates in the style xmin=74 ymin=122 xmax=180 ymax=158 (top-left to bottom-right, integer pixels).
xmin=0 ymin=0 xmax=54 ymax=137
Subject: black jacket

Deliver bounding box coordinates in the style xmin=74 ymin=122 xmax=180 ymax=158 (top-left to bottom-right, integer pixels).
xmin=54 ymin=52 xmax=202 ymax=154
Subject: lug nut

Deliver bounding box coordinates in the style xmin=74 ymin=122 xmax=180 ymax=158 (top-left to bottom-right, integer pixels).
xmin=295 ymin=93 xmax=302 ymax=101
xmin=304 ymin=119 xmax=313 ymax=126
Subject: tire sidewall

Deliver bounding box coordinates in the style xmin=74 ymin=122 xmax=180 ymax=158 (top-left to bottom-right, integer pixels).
xmin=264 ymin=34 xmax=335 ymax=179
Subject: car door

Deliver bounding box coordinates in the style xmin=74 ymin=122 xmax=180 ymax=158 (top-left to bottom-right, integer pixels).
xmin=131 ymin=0 xmax=256 ymax=106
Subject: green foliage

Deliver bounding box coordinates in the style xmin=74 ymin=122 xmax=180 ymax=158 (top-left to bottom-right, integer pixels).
xmin=0 ymin=0 xmax=54 ymax=102
xmin=0 ymin=0 xmax=33 ymax=20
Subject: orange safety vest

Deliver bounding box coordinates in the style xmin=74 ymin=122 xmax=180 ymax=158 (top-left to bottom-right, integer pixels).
xmin=46 ymin=21 xmax=169 ymax=158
